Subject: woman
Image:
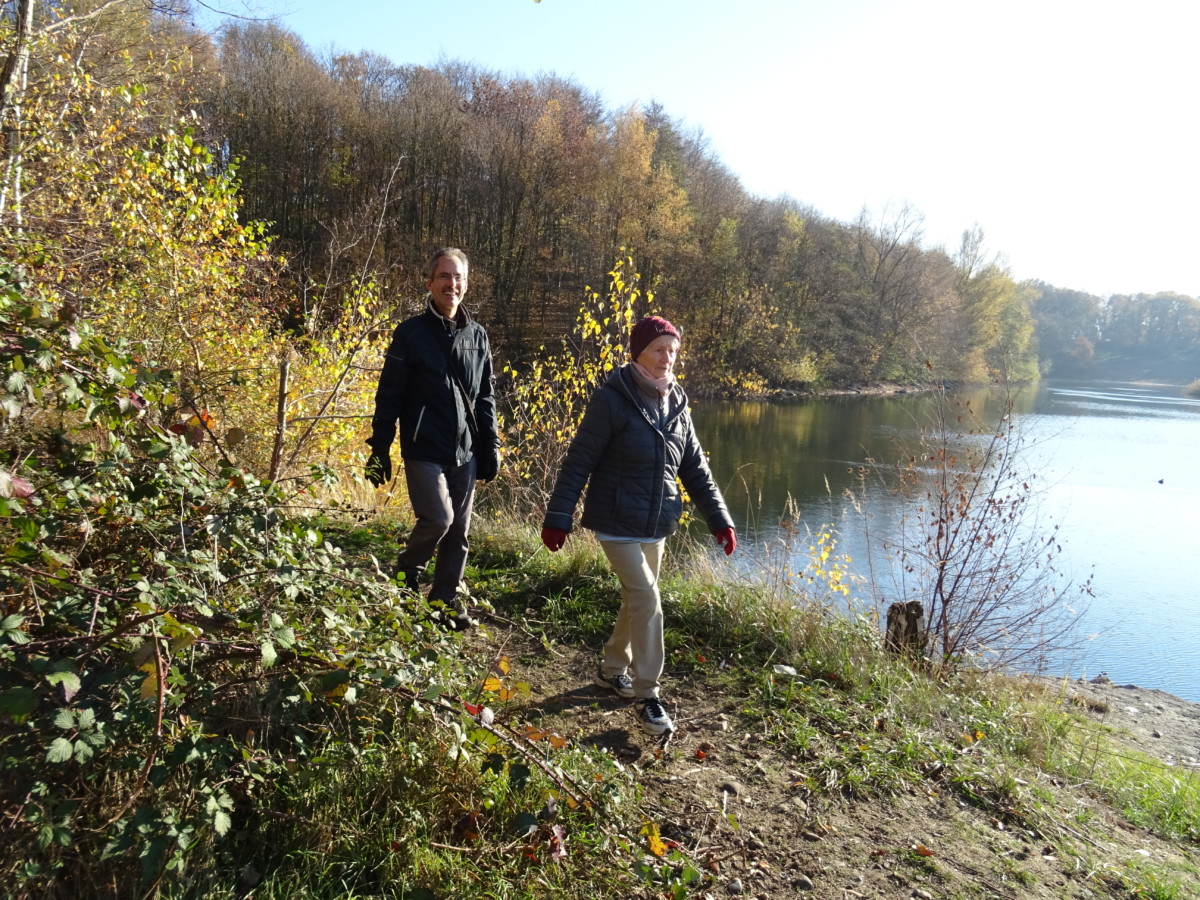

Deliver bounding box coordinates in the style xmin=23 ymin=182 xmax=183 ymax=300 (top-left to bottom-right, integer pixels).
xmin=540 ymin=316 xmax=736 ymax=735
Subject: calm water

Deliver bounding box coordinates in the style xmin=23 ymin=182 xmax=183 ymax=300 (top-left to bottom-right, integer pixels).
xmin=691 ymin=380 xmax=1200 ymax=702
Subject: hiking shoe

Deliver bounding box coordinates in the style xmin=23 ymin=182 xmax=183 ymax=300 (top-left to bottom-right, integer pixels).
xmin=441 ymin=606 xmax=474 ymax=632
xmin=395 ymin=567 xmax=421 ymax=594
xmin=635 ymin=697 xmax=673 ymax=735
xmin=594 ymin=668 xmax=635 ymax=699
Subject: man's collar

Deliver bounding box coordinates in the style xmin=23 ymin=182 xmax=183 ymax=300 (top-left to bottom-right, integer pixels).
xmin=426 ymin=297 xmax=468 ymax=328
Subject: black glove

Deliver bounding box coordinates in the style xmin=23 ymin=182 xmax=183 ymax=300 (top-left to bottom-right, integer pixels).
xmin=476 ymin=445 xmax=500 ymax=482
xmin=365 ymin=449 xmax=392 ymax=486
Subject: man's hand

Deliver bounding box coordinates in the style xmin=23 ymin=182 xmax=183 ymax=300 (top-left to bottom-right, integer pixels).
xmin=541 ymin=527 xmax=567 ymax=552
xmin=366 ymin=450 xmax=392 ymax=486
xmin=713 ymin=526 xmax=737 ymax=556
xmin=476 ymin=445 xmax=500 ymax=482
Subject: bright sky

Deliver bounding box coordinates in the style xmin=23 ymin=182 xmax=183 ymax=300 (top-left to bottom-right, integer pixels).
xmin=222 ymin=0 xmax=1198 ymax=298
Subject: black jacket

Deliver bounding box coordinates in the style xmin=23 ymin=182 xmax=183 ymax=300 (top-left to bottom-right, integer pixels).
xmin=543 ymin=365 xmax=733 ymax=539
xmin=369 ymin=301 xmax=497 ymax=466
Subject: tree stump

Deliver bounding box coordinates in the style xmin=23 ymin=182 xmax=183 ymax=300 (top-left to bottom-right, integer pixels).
xmin=884 ymin=600 xmax=925 ymax=656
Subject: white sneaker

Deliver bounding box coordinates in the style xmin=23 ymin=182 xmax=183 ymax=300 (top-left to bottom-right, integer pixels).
xmin=595 ymin=668 xmax=635 ymax=699
xmin=635 ymin=697 xmax=673 ymax=735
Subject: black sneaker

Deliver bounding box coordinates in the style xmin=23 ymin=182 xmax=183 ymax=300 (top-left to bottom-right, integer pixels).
xmin=395 ymin=567 xmax=420 ymax=593
xmin=594 ymin=668 xmax=635 ymax=699
xmin=440 ymin=605 xmax=474 ymax=632
xmin=635 ymin=697 xmax=673 ymax=735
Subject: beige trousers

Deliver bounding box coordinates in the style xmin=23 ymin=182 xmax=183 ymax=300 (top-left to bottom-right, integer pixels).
xmin=599 ymin=539 xmax=666 ymax=699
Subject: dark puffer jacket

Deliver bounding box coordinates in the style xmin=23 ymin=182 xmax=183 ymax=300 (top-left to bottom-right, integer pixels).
xmin=369 ymin=302 xmax=497 ymax=466
xmin=543 ymin=365 xmax=733 ymax=539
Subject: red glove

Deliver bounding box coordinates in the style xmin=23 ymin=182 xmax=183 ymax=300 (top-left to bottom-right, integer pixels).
xmin=541 ymin=527 xmax=567 ymax=552
xmin=713 ymin=526 xmax=737 ymax=556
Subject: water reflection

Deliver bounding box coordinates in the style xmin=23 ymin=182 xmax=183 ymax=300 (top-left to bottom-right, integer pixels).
xmin=690 ymin=380 xmax=1200 ymax=701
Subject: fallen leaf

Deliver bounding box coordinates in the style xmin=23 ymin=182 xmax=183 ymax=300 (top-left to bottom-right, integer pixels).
xmin=641 ymin=822 xmax=667 ymax=858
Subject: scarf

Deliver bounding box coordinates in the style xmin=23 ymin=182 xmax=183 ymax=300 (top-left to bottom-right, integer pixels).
xmin=630 ymin=361 xmax=674 ymax=400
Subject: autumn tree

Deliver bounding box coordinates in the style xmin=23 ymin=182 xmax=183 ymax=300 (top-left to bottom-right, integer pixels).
xmin=1028 ymin=281 xmax=1103 ymax=375
xmin=954 ymin=226 xmax=1037 ymax=382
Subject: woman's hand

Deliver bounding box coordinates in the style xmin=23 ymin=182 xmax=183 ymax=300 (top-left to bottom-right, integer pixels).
xmin=713 ymin=526 xmax=737 ymax=556
xmin=541 ymin=527 xmax=568 ymax=552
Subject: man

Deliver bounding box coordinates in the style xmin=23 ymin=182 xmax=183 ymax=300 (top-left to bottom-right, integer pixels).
xmin=366 ymin=247 xmax=500 ymax=630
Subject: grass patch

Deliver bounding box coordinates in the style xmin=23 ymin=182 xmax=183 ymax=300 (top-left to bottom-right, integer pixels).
xmin=1034 ymin=706 xmax=1200 ymax=843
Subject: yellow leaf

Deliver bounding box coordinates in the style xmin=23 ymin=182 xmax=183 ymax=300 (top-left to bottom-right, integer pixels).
xmin=641 ymin=821 xmax=667 ymax=858
xmin=496 ymin=656 xmax=511 ymax=675
xmin=139 ymin=663 xmax=158 ymax=700
xmin=482 ymin=675 xmax=503 ymax=693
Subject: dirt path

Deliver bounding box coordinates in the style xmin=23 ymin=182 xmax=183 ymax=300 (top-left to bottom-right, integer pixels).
xmin=468 ymin=618 xmax=1200 ymax=899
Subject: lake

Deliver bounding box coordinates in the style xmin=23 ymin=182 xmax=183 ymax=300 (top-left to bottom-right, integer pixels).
xmin=690 ymin=380 xmax=1200 ymax=702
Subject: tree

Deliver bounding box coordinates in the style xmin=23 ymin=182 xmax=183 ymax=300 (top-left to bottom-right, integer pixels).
xmin=846 ymin=203 xmax=938 ymax=381
xmin=884 ymin=389 xmax=1092 ymax=670
xmin=954 ymin=226 xmax=1037 ymax=382
xmin=1029 ymin=281 xmax=1103 ymax=375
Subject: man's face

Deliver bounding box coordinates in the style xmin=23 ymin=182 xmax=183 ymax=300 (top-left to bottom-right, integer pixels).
xmin=427 ymin=255 xmax=468 ymax=319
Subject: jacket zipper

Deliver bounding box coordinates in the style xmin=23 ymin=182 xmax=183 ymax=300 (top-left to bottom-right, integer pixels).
xmin=413 ymin=406 xmax=426 ymax=444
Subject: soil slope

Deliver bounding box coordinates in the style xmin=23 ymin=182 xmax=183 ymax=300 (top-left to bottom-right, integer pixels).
xmin=464 ymin=616 xmax=1200 ymax=899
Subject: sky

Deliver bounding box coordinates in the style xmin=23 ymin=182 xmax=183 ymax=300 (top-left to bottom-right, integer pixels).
xmin=212 ymin=0 xmax=1198 ymax=298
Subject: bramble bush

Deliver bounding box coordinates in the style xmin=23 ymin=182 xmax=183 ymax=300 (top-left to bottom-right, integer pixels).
xmin=0 ymin=271 xmax=622 ymax=897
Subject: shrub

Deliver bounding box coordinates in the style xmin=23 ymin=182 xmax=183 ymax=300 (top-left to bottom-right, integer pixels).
xmin=0 ymin=272 xmax=465 ymax=895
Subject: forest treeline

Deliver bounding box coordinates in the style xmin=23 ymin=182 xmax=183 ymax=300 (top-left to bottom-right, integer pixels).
xmin=3 ymin=2 xmax=1198 ymax=415
xmin=204 ymin=20 xmax=1200 ymax=391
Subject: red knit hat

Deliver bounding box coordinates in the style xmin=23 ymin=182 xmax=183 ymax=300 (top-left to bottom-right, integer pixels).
xmin=629 ymin=316 xmax=680 ymax=361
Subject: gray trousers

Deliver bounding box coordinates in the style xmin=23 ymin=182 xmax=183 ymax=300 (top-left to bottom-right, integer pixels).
xmin=397 ymin=457 xmax=476 ymax=603
xmin=599 ymin=538 xmax=666 ymax=699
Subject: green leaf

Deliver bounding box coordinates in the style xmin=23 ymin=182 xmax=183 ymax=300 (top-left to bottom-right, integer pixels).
xmin=47 ymin=737 xmax=73 ymax=763
xmin=260 ymin=641 xmax=277 ymax=668
xmin=512 ymin=811 xmax=538 ymax=837
xmin=53 ymin=708 xmax=75 ymax=729
xmin=0 ymin=394 xmax=21 ymax=417
xmin=213 ymin=809 xmax=232 ymax=836
xmin=0 ymin=686 xmax=37 ymax=719
xmin=421 ymin=684 xmax=444 ymax=701
xmin=509 ymin=763 xmax=532 ymax=790
xmin=317 ymin=669 xmax=350 ymax=692
xmin=130 ymin=482 xmax=159 ymax=502
xmin=45 ymin=670 xmax=81 ymax=702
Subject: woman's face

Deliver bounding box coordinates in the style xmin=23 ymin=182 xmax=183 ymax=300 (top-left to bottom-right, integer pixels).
xmin=636 ymin=334 xmax=680 ymax=379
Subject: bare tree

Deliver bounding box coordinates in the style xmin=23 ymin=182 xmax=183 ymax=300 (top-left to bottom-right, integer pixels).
xmin=883 ymin=387 xmax=1092 ymax=672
